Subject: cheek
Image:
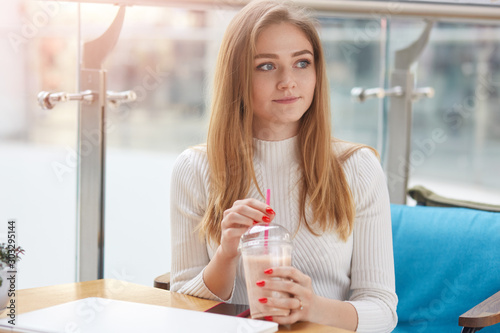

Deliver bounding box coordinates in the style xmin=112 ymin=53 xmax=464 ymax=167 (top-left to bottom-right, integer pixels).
xmin=297 ymin=71 xmax=316 ymax=91
xmin=252 ymin=77 xmax=271 ymax=103
xmin=304 ymin=74 xmax=316 ymax=98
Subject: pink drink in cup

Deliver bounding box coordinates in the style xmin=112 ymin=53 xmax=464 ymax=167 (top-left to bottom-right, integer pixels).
xmin=240 ymin=223 xmax=293 ymax=319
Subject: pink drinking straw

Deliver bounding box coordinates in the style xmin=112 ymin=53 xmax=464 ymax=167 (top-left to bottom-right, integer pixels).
xmin=265 ymin=189 xmax=270 ymax=249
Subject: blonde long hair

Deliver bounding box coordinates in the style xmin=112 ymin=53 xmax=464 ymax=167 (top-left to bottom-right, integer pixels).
xmin=201 ymin=0 xmax=373 ymax=244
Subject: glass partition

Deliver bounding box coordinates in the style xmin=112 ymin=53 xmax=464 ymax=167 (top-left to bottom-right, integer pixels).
xmin=320 ymin=16 xmax=386 ymax=150
xmin=0 ymin=0 xmax=79 ymax=288
xmin=387 ymin=19 xmax=500 ymax=204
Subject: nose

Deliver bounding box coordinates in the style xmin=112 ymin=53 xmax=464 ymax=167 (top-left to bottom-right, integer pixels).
xmin=277 ymin=69 xmax=297 ymax=90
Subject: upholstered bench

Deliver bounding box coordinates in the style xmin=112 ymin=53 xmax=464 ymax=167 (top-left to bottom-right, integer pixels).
xmin=391 ymin=204 xmax=500 ymax=332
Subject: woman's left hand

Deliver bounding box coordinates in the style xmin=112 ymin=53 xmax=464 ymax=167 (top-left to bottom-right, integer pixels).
xmin=258 ymin=266 xmax=319 ymax=325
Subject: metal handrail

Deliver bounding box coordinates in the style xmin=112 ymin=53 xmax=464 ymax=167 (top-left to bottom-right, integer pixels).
xmin=54 ymin=0 xmax=500 ymax=23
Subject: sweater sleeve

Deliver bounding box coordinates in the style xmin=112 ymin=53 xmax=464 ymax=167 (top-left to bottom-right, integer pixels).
xmin=345 ymin=149 xmax=398 ymax=333
xmin=169 ymin=149 xmax=230 ymax=301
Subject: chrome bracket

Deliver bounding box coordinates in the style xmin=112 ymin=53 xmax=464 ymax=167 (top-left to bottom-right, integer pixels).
xmin=37 ymin=89 xmax=136 ymax=110
xmin=351 ymin=85 xmax=435 ymax=103
xmin=37 ymin=90 xmax=94 ymax=110
xmin=351 ymin=86 xmax=403 ymax=102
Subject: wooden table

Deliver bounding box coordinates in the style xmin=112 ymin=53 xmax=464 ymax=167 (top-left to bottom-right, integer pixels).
xmin=0 ymin=279 xmax=353 ymax=332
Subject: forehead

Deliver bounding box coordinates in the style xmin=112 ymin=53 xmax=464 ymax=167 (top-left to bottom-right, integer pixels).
xmin=255 ymin=22 xmax=313 ymax=55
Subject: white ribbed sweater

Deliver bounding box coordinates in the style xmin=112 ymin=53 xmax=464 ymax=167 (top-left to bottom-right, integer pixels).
xmin=170 ymin=136 xmax=398 ymax=332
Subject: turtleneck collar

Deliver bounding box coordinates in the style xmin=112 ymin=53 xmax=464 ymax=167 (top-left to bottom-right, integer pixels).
xmin=252 ymin=135 xmax=300 ymax=170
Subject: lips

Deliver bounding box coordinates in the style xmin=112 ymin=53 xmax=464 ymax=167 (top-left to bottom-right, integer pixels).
xmin=272 ymin=96 xmax=300 ymax=104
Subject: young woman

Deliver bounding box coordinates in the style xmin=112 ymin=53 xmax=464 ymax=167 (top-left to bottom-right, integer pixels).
xmin=170 ymin=1 xmax=398 ymax=332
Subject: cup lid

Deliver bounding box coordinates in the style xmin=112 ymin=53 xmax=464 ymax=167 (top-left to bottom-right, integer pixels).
xmin=239 ymin=223 xmax=291 ymax=249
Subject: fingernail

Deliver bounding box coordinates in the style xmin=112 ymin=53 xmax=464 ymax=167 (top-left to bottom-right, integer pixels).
xmin=264 ymin=268 xmax=273 ymax=274
xmin=264 ymin=316 xmax=273 ymax=321
xmin=253 ymin=220 xmax=259 ymax=224
xmin=262 ymin=216 xmax=271 ymax=223
xmin=256 ymin=280 xmax=265 ymax=287
xmin=258 ymin=297 xmax=268 ymax=303
xmin=266 ymin=207 xmax=275 ymax=215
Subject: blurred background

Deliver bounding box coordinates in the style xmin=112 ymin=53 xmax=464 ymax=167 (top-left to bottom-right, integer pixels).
xmin=0 ymin=0 xmax=499 ymax=289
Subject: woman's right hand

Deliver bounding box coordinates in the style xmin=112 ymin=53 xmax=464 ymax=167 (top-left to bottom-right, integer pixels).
xmin=219 ymin=198 xmax=275 ymax=260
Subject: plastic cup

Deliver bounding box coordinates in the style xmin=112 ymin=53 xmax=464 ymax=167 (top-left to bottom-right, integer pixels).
xmin=239 ymin=223 xmax=292 ymax=319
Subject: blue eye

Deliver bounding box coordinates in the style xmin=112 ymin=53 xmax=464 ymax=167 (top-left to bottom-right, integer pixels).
xmin=257 ymin=63 xmax=274 ymax=71
xmin=296 ymin=60 xmax=311 ymax=69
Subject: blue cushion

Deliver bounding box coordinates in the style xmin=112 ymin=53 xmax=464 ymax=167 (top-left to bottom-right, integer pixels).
xmin=391 ymin=204 xmax=500 ymax=332
xmin=395 ymin=322 xmax=499 ymax=333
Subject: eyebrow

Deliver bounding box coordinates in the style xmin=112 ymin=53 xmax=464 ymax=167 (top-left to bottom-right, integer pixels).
xmin=254 ymin=49 xmax=313 ymax=59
